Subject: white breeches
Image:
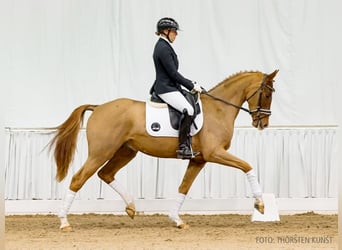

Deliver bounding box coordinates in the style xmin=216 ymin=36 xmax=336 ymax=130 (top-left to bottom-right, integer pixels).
xmin=158 ymin=91 xmax=194 ymax=115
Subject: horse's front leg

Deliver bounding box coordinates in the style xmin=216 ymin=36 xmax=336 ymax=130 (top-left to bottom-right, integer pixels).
xmin=205 ymin=148 xmax=264 ymax=214
xmin=169 ymin=161 xmax=205 ymax=228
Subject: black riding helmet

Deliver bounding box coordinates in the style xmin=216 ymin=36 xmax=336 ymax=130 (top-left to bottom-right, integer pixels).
xmin=156 ymin=17 xmax=180 ymax=42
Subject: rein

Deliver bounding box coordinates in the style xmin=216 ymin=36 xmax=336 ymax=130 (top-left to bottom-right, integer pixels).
xmin=201 ymin=74 xmax=275 ymax=117
xmin=202 ymin=91 xmax=251 ymax=114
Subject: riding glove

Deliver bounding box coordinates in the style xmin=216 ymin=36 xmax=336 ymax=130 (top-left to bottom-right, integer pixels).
xmin=192 ymin=83 xmax=203 ymax=93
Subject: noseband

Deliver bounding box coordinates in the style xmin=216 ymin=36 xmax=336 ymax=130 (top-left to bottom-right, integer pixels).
xmin=202 ymin=74 xmax=275 ymax=122
xmin=246 ymin=75 xmax=275 ymax=122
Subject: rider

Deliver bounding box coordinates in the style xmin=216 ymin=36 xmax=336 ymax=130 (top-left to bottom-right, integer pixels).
xmin=150 ymin=17 xmax=203 ymax=159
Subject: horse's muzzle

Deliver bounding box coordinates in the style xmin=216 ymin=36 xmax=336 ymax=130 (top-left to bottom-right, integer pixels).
xmin=252 ymin=115 xmax=270 ymax=130
xmin=251 ymin=108 xmax=271 ymax=130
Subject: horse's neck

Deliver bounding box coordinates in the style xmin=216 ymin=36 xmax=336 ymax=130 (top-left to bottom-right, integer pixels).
xmin=210 ymin=74 xmax=258 ymax=106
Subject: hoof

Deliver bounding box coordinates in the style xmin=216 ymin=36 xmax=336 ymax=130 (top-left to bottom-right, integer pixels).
xmin=125 ymin=203 xmax=136 ymax=219
xmin=60 ymin=225 xmax=73 ymax=232
xmin=169 ymin=212 xmax=188 ymax=228
xmin=177 ymin=223 xmax=190 ymax=229
xmin=254 ymin=198 xmax=265 ymax=214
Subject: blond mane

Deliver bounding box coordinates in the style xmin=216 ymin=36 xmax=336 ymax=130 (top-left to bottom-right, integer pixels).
xmin=209 ymin=70 xmax=262 ymax=92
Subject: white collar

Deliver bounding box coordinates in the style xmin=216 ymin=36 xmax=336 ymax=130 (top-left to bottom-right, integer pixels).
xmin=159 ymin=35 xmax=173 ymax=46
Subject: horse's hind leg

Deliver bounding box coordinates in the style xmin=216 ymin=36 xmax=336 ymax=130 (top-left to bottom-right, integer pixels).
xmin=169 ymin=161 xmax=205 ymax=228
xmin=97 ymin=145 xmax=138 ymax=219
xmin=59 ymin=156 xmax=108 ymax=231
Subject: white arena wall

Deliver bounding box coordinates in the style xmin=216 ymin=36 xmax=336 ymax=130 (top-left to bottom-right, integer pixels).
xmin=5 ymin=126 xmax=338 ymax=215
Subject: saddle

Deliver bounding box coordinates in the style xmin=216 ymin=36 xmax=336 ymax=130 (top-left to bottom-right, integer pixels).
xmin=149 ymin=89 xmax=201 ymax=130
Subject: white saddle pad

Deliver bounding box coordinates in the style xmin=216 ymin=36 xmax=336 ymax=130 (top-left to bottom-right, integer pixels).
xmin=145 ymin=99 xmax=203 ymax=137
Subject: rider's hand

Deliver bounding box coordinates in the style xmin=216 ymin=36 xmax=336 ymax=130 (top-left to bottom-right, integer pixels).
xmin=192 ymin=83 xmax=203 ymax=93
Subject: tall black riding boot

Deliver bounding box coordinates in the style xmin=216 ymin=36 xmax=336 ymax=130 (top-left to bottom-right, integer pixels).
xmin=176 ymin=110 xmax=200 ymax=159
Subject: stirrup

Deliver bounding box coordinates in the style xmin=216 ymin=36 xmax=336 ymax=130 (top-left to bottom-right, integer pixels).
xmin=176 ymin=147 xmax=200 ymax=159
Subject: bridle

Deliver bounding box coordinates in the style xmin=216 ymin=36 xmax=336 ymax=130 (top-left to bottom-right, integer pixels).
xmin=245 ymin=75 xmax=275 ymax=123
xmin=202 ymin=74 xmax=275 ymax=122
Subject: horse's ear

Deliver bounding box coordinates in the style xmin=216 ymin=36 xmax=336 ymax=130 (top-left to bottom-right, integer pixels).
xmin=267 ymin=69 xmax=279 ymax=80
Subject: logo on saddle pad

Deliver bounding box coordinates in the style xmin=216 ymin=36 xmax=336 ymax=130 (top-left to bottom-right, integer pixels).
xmin=146 ymin=94 xmax=203 ymax=137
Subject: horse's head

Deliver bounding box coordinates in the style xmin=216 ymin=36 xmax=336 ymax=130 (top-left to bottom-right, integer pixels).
xmin=246 ymin=70 xmax=278 ymax=129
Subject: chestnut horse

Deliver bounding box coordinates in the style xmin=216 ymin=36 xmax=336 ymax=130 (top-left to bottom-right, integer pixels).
xmin=51 ymin=70 xmax=278 ymax=230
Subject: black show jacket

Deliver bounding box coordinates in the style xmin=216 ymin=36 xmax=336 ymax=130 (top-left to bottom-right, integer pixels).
xmin=151 ymin=38 xmax=195 ymax=95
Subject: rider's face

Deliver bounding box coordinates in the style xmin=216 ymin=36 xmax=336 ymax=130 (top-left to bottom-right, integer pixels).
xmin=168 ymin=29 xmax=178 ymax=43
xmin=162 ymin=29 xmax=178 ymax=43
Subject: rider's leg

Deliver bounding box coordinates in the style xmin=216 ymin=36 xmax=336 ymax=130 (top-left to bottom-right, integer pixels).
xmin=158 ymin=91 xmax=199 ymax=159
xmin=158 ymin=91 xmax=194 ymax=115
xmin=176 ymin=109 xmax=199 ymax=158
